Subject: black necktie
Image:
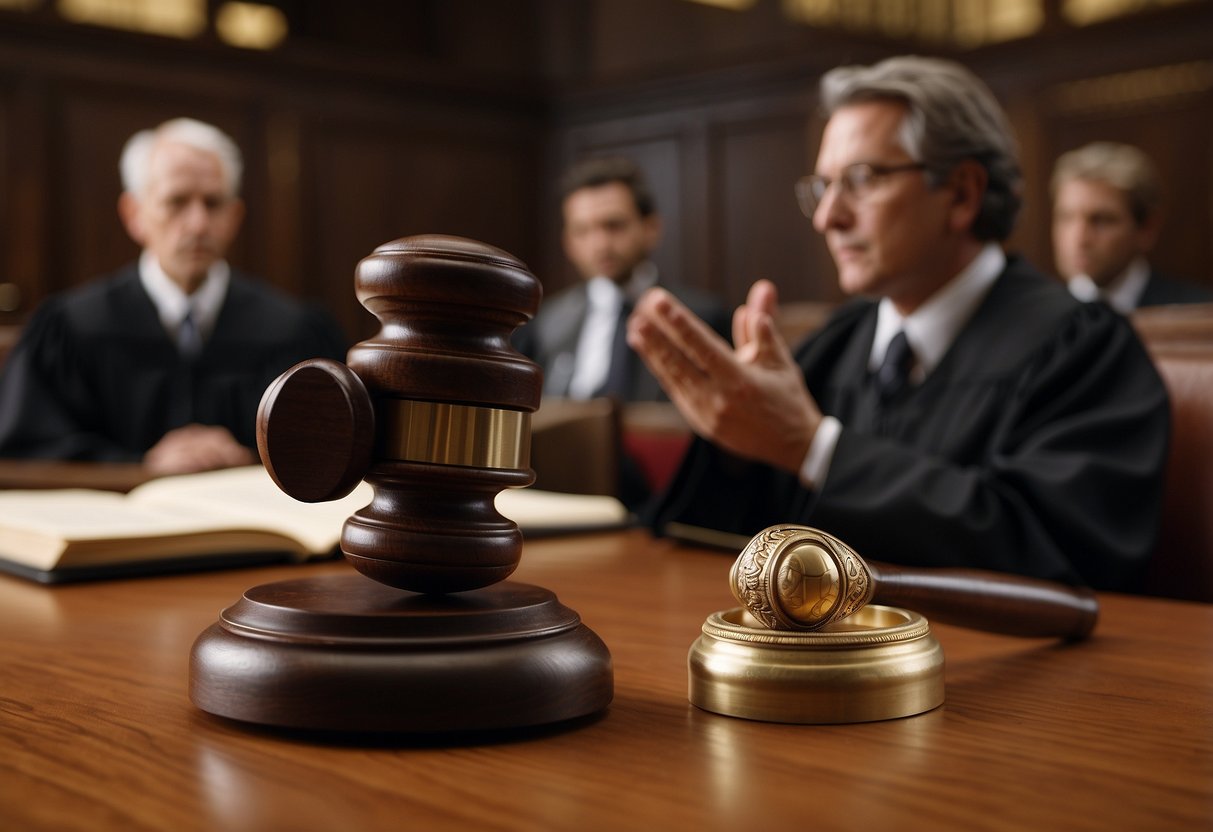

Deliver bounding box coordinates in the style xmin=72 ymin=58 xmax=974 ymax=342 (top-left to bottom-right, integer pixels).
xmin=876 ymin=330 xmax=913 ymax=400
xmin=178 ymin=307 xmax=202 ymax=358
xmin=593 ymin=300 xmax=633 ymax=399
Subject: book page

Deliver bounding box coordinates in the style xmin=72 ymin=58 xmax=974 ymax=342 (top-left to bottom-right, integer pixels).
xmin=496 ymin=487 xmax=630 ymax=533
xmin=0 ymin=487 xmax=307 ymax=571
xmin=128 ymin=466 xmax=370 ymax=554
xmin=130 ymin=466 xmax=630 ymax=543
xmin=0 ymin=488 xmax=248 ymax=540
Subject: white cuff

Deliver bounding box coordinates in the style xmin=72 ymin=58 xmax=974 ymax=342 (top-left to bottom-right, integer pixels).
xmin=798 ymin=415 xmax=842 ymax=490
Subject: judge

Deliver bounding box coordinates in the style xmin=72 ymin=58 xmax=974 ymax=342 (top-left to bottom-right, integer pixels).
xmin=629 ymin=57 xmax=1169 ymax=591
xmin=0 ymin=118 xmax=346 ymax=473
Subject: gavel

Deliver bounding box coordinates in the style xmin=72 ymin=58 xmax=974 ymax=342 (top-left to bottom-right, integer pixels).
xmin=191 ymin=235 xmax=612 ymax=733
xmin=730 ymin=524 xmax=1099 ymax=640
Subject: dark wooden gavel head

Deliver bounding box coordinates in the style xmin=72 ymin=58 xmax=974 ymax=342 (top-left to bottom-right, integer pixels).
xmin=256 ymin=235 xmax=543 ymax=594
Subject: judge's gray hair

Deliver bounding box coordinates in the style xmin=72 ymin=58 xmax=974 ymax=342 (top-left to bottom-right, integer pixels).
xmin=1050 ymin=142 xmax=1159 ymax=226
xmin=120 ymin=118 xmax=243 ymax=198
xmin=820 ymin=55 xmax=1022 ymax=241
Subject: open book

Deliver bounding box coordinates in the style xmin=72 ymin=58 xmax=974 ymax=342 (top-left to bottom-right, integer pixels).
xmin=0 ymin=465 xmax=631 ymax=584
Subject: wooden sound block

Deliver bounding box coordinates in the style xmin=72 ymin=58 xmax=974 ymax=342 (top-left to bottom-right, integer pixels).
xmin=190 ymin=573 xmax=613 ymax=733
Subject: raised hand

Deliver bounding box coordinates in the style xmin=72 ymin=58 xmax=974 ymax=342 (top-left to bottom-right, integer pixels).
xmin=627 ymin=279 xmax=822 ymax=473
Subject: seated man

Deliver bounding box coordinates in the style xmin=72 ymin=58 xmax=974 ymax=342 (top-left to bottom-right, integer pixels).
xmin=629 ymin=57 xmax=1169 ymax=591
xmin=0 ymin=118 xmax=347 ymax=473
xmin=515 ymin=156 xmax=729 ymax=401
xmin=1052 ymin=141 xmax=1213 ymax=311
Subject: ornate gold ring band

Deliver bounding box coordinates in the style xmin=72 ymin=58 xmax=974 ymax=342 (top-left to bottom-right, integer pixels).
xmin=729 ymin=524 xmax=875 ymax=631
xmin=381 ymin=399 xmax=531 ymax=470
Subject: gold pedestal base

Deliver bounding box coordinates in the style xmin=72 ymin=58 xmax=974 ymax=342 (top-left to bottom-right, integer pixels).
xmin=688 ymin=605 xmax=944 ymax=724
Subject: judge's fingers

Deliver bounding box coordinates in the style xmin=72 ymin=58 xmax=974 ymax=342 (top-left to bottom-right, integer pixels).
xmin=627 ymin=316 xmax=720 ymax=437
xmin=636 ymin=288 xmax=741 ymax=383
xmin=731 ymin=304 xmax=750 ymax=352
xmin=145 ymin=426 xmax=253 ymax=473
xmin=733 ymin=279 xmax=781 ymax=352
xmin=628 ymin=303 xmax=709 ymax=393
xmin=190 ymin=426 xmax=256 ymax=468
xmin=746 ymin=279 xmax=779 ymax=320
xmin=748 ymin=307 xmax=797 ymax=369
xmin=145 ymin=443 xmax=209 ymax=474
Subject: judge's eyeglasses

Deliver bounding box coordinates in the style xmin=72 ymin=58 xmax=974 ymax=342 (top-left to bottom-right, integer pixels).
xmin=795 ymin=162 xmax=927 ymax=217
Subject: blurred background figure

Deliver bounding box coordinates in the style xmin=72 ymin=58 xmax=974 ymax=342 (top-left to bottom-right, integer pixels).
xmin=0 ymin=118 xmax=347 ymax=474
xmin=515 ymin=157 xmax=731 ymax=510
xmin=515 ymin=156 xmax=730 ymax=402
xmin=1052 ymin=141 xmax=1213 ymax=312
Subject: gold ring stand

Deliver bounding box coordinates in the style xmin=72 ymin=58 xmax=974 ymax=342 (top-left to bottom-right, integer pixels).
xmin=689 ymin=524 xmax=1099 ymax=724
xmin=690 ymin=606 xmax=944 ymax=724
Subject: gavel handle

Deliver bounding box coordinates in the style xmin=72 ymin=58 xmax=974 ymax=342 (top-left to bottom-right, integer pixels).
xmin=868 ymin=563 xmax=1099 ymax=640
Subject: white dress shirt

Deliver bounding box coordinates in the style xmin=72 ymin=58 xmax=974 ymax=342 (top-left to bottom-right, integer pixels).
xmin=138 ymin=250 xmax=230 ymax=349
xmin=566 ymin=262 xmax=658 ymax=400
xmin=799 ymin=243 xmax=1007 ymax=489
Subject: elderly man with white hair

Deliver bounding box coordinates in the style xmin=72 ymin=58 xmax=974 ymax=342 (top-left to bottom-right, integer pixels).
xmin=0 ymin=118 xmax=346 ymax=472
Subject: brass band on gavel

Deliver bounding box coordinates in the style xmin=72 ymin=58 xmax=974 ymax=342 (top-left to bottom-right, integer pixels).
xmin=380 ymin=399 xmax=531 ymax=471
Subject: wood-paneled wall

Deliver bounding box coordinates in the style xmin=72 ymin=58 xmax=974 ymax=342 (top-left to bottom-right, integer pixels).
xmin=2 ymin=0 xmax=1211 ymax=339
xmin=0 ymin=4 xmax=549 ymax=340
xmin=547 ymin=0 xmax=1213 ymax=308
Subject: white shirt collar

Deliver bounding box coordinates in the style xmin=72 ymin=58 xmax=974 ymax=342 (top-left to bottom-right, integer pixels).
xmin=566 ymin=262 xmax=659 ymax=400
xmin=870 ymin=243 xmax=1006 ymax=379
xmin=138 ymin=250 xmax=230 ymax=339
xmin=1067 ymin=257 xmax=1150 ymax=315
xmin=584 ymin=260 xmax=659 ymax=311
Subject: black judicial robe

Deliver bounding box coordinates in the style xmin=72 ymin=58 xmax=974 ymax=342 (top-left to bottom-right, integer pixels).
xmin=650 ymin=258 xmax=1170 ymax=591
xmin=0 ymin=265 xmax=347 ymax=461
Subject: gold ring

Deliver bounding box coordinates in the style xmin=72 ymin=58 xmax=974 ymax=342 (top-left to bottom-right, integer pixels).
xmin=729 ymin=524 xmax=874 ymax=630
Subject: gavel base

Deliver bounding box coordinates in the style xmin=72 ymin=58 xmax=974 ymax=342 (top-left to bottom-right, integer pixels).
xmin=189 ymin=573 xmax=613 ymax=733
xmin=688 ymin=605 xmax=944 ymax=724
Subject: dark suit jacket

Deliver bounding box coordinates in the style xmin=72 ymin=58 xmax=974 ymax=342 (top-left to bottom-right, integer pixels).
xmin=1138 ymin=270 xmax=1213 ymax=307
xmin=515 ymin=278 xmax=731 ymax=402
xmin=0 ymin=264 xmax=348 ymax=461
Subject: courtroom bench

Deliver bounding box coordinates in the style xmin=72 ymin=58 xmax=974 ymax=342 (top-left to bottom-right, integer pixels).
xmin=1132 ymin=303 xmax=1213 ymax=603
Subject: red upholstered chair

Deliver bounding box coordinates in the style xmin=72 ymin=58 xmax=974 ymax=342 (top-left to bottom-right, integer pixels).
xmin=621 ymin=402 xmax=693 ymax=497
xmin=1132 ymin=303 xmax=1213 ymax=603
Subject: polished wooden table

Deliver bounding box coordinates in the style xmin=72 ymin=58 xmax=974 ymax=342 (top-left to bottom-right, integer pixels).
xmin=1 ymin=529 xmax=1210 ymax=830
